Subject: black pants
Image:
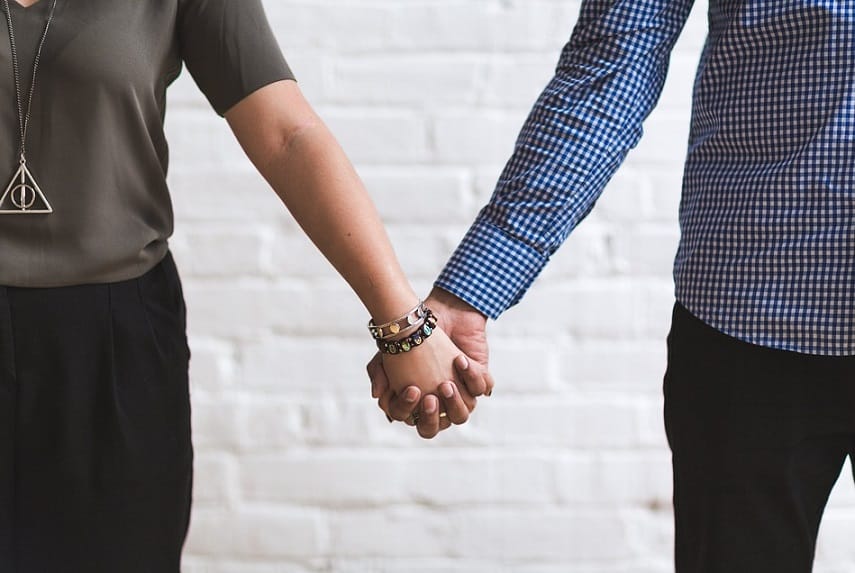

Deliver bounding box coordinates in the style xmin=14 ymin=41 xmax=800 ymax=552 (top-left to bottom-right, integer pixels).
xmin=0 ymin=253 xmax=192 ymax=572
xmin=665 ymin=302 xmax=855 ymax=573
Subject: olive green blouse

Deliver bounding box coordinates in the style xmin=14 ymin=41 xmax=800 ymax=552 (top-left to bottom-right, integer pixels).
xmin=0 ymin=0 xmax=294 ymax=286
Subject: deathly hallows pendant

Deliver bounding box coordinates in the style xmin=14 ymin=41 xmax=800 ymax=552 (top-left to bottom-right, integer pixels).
xmin=0 ymin=160 xmax=52 ymax=214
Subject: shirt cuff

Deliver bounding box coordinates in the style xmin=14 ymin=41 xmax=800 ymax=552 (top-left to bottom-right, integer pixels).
xmin=434 ymin=218 xmax=550 ymax=320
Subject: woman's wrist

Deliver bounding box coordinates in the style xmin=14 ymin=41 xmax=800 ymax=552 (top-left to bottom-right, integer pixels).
xmin=363 ymin=280 xmax=420 ymax=326
xmin=374 ymin=310 xmax=438 ymax=355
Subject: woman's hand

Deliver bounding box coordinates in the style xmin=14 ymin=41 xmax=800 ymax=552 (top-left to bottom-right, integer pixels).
xmin=377 ymin=327 xmax=477 ymax=439
xmin=368 ymin=288 xmax=494 ymax=438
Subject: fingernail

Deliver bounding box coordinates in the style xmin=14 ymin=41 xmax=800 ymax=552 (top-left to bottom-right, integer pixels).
xmin=371 ymin=382 xmax=378 ymax=399
xmin=424 ymin=396 xmax=438 ymax=414
xmin=456 ymin=355 xmax=470 ymax=370
xmin=386 ymin=413 xmax=394 ymax=423
xmin=485 ymin=389 xmax=493 ymax=397
xmin=405 ymin=387 xmax=419 ymax=403
xmin=441 ymin=383 xmax=454 ymax=399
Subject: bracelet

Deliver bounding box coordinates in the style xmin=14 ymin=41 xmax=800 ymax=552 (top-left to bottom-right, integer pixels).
xmin=368 ymin=301 xmax=427 ymax=340
xmin=376 ymin=311 xmax=438 ymax=355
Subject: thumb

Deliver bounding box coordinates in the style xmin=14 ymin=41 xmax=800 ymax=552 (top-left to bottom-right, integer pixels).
xmin=453 ymin=354 xmax=488 ymax=397
xmin=366 ymin=352 xmax=387 ymax=399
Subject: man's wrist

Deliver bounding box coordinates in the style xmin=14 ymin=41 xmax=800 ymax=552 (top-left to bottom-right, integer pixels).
xmin=427 ymin=286 xmax=488 ymax=322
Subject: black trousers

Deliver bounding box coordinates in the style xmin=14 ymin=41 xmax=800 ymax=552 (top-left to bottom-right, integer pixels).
xmin=665 ymin=302 xmax=855 ymax=573
xmin=0 ymin=253 xmax=192 ymax=572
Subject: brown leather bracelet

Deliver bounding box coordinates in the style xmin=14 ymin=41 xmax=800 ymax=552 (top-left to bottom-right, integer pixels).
xmin=368 ymin=301 xmax=427 ymax=340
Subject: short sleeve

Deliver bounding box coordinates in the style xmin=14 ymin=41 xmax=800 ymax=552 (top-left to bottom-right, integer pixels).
xmin=177 ymin=0 xmax=295 ymax=116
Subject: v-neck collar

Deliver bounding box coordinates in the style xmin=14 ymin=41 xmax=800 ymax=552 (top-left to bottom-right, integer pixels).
xmin=10 ymin=0 xmax=44 ymax=9
xmin=6 ymin=0 xmax=48 ymax=13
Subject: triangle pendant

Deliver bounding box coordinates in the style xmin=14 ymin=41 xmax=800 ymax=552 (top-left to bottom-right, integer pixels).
xmin=0 ymin=161 xmax=52 ymax=214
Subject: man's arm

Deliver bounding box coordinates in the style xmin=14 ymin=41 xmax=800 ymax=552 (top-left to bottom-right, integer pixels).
xmin=437 ymin=0 xmax=697 ymax=318
xmin=375 ymin=0 xmax=698 ymax=435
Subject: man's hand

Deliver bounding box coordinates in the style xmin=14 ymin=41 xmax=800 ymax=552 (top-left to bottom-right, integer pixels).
xmin=367 ymin=287 xmax=494 ymax=438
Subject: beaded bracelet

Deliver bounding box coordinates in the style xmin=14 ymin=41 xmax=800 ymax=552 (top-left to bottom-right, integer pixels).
xmin=376 ymin=311 xmax=438 ymax=355
xmin=368 ymin=301 xmax=427 ymax=340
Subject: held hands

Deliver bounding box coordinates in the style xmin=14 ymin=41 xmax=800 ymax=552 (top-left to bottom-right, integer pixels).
xmin=367 ymin=288 xmax=494 ymax=439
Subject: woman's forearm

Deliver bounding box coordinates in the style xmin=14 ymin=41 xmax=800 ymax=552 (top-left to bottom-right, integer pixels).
xmin=226 ymin=80 xmax=417 ymax=323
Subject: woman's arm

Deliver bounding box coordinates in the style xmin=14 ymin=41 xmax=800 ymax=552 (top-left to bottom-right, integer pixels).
xmin=224 ymin=80 xmax=486 ymax=436
xmin=224 ymin=79 xmax=416 ymax=323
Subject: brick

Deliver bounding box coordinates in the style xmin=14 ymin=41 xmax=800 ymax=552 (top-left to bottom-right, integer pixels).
xmin=236 ymin=398 xmax=306 ymax=451
xmin=330 ymin=56 xmax=483 ymax=105
xmin=267 ymin=3 xmax=394 ymax=53
xmin=186 ymin=339 xmax=238 ymax=391
xmin=483 ymin=54 xmax=562 ymax=107
xmin=432 ymin=111 xmax=526 ymax=164
xmin=539 ymin=223 xmax=617 ymax=280
xmin=239 ymin=451 xmax=555 ymax=506
xmin=359 ymin=167 xmax=470 ymax=224
xmin=183 ymin=282 xmax=366 ymax=339
xmin=179 ymin=226 xmax=269 ymax=277
xmin=329 ymin=509 xmax=453 ymax=558
xmin=594 ymin=168 xmax=652 ymax=223
xmin=322 ymin=111 xmax=430 ymax=164
xmin=239 ymin=338 xmax=373 ymax=393
xmin=183 ymin=559 xmax=312 ymax=573
xmin=554 ymin=452 xmax=672 ymax=506
xmin=193 ymin=453 xmax=237 ymax=507
xmin=468 ymin=396 xmax=642 ymax=448
xmin=191 ymin=394 xmax=244 ymax=451
xmin=185 ymin=508 xmax=324 ymax=559
xmin=494 ymin=281 xmax=674 ymax=340
xmin=389 ymin=1 xmax=580 ymax=52
xmin=610 ymin=226 xmax=681 ymax=277
xmin=560 ymin=340 xmax=667 ymax=390
xmin=169 ymin=167 xmax=292 ymax=224
xmin=165 ymin=109 xmax=248 ymax=169
xmin=453 ymin=509 xmax=635 ymax=561
xmin=486 ymin=337 xmax=558 ymax=394
xmin=813 ymin=508 xmax=855 ymax=565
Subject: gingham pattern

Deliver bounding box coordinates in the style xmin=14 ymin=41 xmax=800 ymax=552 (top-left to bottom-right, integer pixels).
xmin=436 ymin=0 xmax=855 ymax=356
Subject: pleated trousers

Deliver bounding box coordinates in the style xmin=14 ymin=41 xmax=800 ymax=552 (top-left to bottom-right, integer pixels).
xmin=0 ymin=252 xmax=192 ymax=572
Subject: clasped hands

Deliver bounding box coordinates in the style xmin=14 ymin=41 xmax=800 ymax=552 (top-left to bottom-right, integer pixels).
xmin=366 ymin=288 xmax=494 ymax=439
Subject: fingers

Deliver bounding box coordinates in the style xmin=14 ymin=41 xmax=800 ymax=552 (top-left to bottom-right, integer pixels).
xmin=416 ymin=395 xmax=441 ymax=439
xmin=386 ymin=386 xmax=421 ymax=422
xmin=484 ymin=369 xmax=496 ymax=397
xmin=366 ymin=352 xmax=387 ymax=399
xmin=438 ymin=381 xmax=470 ymax=425
xmin=453 ymin=354 xmax=491 ymax=398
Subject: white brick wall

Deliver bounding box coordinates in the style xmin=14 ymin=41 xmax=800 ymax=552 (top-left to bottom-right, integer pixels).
xmin=165 ymin=1 xmax=855 ymax=571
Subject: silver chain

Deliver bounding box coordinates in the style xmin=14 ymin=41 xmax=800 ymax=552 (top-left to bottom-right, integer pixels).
xmin=3 ymin=0 xmax=58 ymax=161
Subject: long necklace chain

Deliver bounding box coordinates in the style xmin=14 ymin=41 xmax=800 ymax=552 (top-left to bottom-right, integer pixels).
xmin=4 ymin=0 xmax=58 ymax=160
xmin=0 ymin=0 xmax=58 ymax=214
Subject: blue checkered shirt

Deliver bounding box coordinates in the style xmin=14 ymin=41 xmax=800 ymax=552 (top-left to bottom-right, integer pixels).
xmin=436 ymin=0 xmax=855 ymax=356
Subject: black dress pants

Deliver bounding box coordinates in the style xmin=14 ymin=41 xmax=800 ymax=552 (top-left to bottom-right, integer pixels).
xmin=665 ymin=302 xmax=855 ymax=573
xmin=0 ymin=253 xmax=193 ymax=572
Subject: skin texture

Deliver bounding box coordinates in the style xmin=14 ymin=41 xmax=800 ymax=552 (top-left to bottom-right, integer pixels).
xmin=224 ymin=79 xmax=481 ymax=413
xmin=368 ymin=287 xmax=495 ymax=439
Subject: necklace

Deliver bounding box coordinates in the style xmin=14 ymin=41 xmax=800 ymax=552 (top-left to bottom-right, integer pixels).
xmin=0 ymin=0 xmax=58 ymax=215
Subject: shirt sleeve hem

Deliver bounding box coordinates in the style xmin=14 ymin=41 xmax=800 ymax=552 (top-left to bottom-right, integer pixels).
xmin=214 ymin=72 xmax=297 ymax=117
xmin=434 ymin=219 xmax=549 ymax=320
